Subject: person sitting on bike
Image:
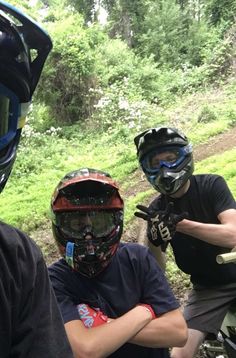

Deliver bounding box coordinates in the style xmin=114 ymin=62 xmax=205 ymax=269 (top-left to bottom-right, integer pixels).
xmin=48 ymin=167 xmax=188 ymax=358
xmin=0 ymin=1 xmax=73 ymax=356
xmin=134 ymin=126 xmax=236 ymax=358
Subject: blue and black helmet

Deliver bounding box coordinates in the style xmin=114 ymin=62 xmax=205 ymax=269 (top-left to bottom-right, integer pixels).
xmin=0 ymin=1 xmax=52 ymax=191
xmin=134 ymin=127 xmax=194 ymax=195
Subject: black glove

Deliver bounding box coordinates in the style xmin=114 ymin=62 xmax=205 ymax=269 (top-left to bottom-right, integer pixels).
xmin=135 ymin=203 xmax=187 ymax=246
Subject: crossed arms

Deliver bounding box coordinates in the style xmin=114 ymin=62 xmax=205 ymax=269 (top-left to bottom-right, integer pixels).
xmin=65 ymin=306 xmax=187 ymax=358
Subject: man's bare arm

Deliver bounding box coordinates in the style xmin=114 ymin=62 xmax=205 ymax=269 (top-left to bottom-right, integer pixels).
xmin=65 ymin=305 xmax=152 ymax=358
xmin=129 ymin=308 xmax=188 ymax=348
xmin=176 ymin=209 xmax=236 ymax=248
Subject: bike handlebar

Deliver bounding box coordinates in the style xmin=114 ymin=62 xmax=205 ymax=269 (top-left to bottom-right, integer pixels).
xmin=216 ymin=251 xmax=236 ymax=264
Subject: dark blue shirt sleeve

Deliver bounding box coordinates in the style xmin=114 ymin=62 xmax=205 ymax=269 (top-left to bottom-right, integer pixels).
xmin=134 ymin=245 xmax=179 ymax=316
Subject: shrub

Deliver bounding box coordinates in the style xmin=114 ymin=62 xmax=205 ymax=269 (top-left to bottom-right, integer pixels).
xmin=197 ymin=106 xmax=217 ymax=123
xmin=37 ymin=12 xmax=106 ymax=123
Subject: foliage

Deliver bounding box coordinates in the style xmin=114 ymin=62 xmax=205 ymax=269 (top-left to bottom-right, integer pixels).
xmin=197 ymin=106 xmax=217 ymax=123
xmin=64 ymin=0 xmax=97 ymax=24
xmin=28 ymin=103 xmax=56 ymax=132
xmin=205 ymin=0 xmax=236 ymax=27
xmin=94 ymin=38 xmax=169 ymax=101
xmin=6 ymin=0 xmax=33 ymax=12
xmin=9 ymin=0 xmax=235 ymax=128
xmin=1 ymin=0 xmax=236 ymax=242
xmin=36 ymin=11 xmax=106 ymax=123
xmin=1 ymin=77 xmax=236 ymax=233
xmin=103 ymin=0 xmax=148 ymax=48
xmin=138 ymin=0 xmax=186 ymax=66
xmin=136 ymin=0 xmax=217 ymax=69
xmin=195 ymin=149 xmax=236 ymax=195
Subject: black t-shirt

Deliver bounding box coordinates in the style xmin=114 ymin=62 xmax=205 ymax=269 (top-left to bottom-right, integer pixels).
xmin=148 ymin=174 xmax=236 ymax=286
xmin=49 ymin=243 xmax=180 ymax=358
xmin=0 ymin=221 xmax=73 ymax=357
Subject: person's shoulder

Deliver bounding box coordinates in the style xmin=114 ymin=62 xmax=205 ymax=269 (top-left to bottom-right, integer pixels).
xmin=118 ymin=242 xmax=149 ymax=259
xmin=0 ymin=220 xmax=41 ymax=257
xmin=49 ymin=258 xmax=68 ymax=271
xmin=0 ymin=221 xmax=44 ymax=280
xmin=192 ymin=174 xmax=225 ymax=187
xmin=48 ymin=258 xmax=71 ymax=278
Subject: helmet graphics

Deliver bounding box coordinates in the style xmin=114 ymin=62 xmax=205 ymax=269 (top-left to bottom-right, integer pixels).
xmin=51 ymin=168 xmax=124 ymax=278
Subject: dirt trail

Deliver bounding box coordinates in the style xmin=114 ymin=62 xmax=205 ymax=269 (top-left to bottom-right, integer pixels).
xmin=32 ymin=127 xmax=236 ymax=265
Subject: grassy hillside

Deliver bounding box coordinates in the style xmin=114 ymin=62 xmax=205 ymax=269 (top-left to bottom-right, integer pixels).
xmin=0 ymin=78 xmax=236 ymax=235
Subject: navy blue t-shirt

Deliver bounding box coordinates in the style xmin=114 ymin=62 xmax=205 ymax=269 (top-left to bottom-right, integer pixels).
xmin=148 ymin=174 xmax=236 ymax=286
xmin=49 ymin=243 xmax=179 ymax=358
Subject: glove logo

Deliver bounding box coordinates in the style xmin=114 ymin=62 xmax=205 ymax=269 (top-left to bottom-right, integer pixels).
xmin=150 ymin=215 xmax=171 ymax=241
xmin=157 ymin=221 xmax=171 ymax=241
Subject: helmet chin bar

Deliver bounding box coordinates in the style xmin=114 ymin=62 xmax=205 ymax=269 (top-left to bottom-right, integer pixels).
xmin=147 ymin=159 xmax=193 ymax=195
xmin=63 ymin=224 xmax=122 ymax=278
xmin=65 ymin=240 xmax=119 ymax=278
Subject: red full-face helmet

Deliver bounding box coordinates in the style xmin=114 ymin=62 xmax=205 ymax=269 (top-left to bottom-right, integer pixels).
xmin=51 ymin=168 xmax=124 ymax=278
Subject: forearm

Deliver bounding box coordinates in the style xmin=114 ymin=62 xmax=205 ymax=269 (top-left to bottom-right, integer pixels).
xmin=148 ymin=241 xmax=166 ymax=271
xmin=176 ymin=219 xmax=236 ymax=248
xmin=129 ymin=309 xmax=187 ymax=348
xmin=65 ymin=306 xmax=152 ymax=358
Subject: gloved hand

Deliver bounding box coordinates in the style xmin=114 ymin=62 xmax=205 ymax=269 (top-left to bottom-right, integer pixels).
xmin=135 ymin=202 xmax=187 ymax=246
xmin=77 ymin=303 xmax=109 ymax=328
xmin=138 ymin=303 xmax=156 ymax=319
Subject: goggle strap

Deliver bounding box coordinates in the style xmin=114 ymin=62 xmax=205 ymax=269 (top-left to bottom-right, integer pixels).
xmin=17 ymin=116 xmax=26 ymax=129
xmin=17 ymin=102 xmax=31 ymax=129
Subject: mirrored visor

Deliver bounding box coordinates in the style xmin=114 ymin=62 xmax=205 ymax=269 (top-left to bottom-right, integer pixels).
xmin=55 ymin=210 xmax=121 ymax=239
xmin=142 ymin=145 xmax=192 ymax=174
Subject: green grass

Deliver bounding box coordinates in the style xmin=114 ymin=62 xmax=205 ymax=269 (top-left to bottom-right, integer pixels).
xmin=0 ymin=79 xmax=236 ymax=234
xmin=195 ymin=149 xmax=236 ymax=194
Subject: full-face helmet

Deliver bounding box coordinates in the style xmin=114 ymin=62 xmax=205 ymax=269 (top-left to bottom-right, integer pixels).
xmin=51 ymin=168 xmax=124 ymax=278
xmin=0 ymin=1 xmax=52 ymax=191
xmin=134 ymin=127 xmax=194 ymax=195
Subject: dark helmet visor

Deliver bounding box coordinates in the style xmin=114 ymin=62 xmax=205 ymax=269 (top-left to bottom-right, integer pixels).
xmin=59 ymin=180 xmax=118 ymax=207
xmin=0 ymin=83 xmax=19 ymax=150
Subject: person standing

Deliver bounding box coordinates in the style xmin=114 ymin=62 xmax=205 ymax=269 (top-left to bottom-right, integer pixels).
xmin=134 ymin=126 xmax=236 ymax=358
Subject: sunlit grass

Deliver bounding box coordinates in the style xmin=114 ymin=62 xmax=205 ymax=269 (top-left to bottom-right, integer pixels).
xmin=0 ymin=82 xmax=236 ymax=234
xmin=195 ymin=148 xmax=236 ymax=195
